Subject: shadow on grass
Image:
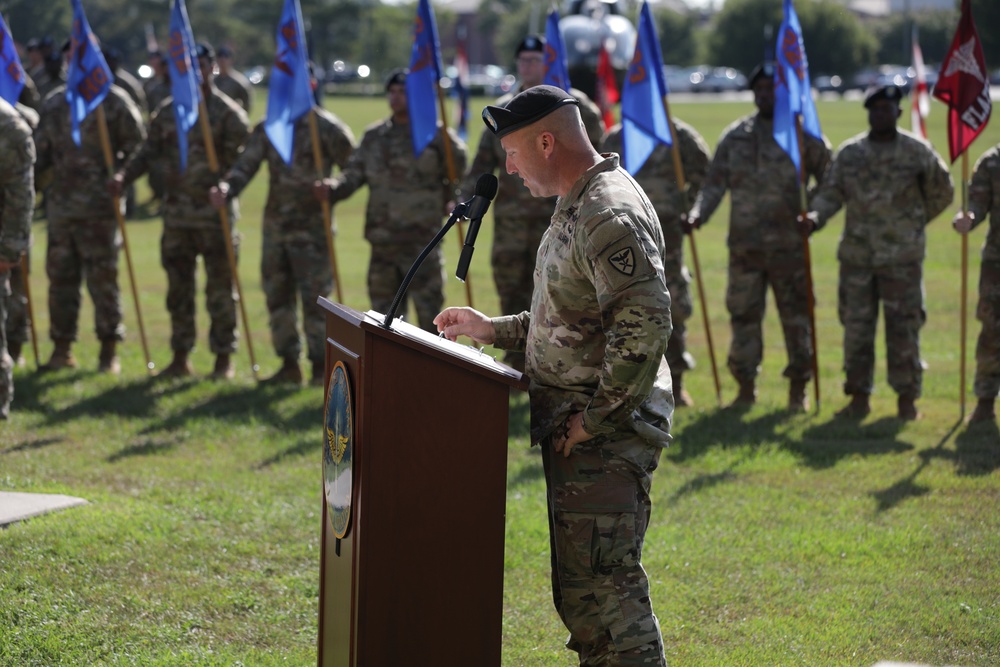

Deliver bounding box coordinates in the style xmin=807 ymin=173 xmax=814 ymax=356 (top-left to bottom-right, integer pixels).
xmin=793 ymin=416 xmax=911 ymax=469
xmin=507 ymin=392 xmax=531 ymax=440
xmin=868 ymin=419 xmax=962 ymax=513
xmin=256 ymin=436 xmax=320 ymax=469
xmin=952 ymin=419 xmax=1000 ymax=476
xmin=106 ymin=437 xmax=178 ymax=462
xmin=15 ymin=370 xmax=194 ymax=421
xmin=1 ymin=436 xmax=65 ymax=455
xmin=667 ymin=407 xmax=789 ymax=463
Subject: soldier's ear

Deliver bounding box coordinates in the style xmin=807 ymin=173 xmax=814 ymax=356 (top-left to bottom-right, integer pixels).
xmin=538 ymin=131 xmax=555 ymax=157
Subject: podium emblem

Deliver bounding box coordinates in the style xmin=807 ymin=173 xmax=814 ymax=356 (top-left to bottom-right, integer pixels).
xmin=324 ymin=361 xmax=354 ymax=539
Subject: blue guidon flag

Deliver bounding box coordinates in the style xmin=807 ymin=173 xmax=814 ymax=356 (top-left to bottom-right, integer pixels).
xmin=773 ymin=0 xmax=821 ymax=173
xmin=167 ymin=0 xmax=202 ymax=172
xmin=620 ymin=2 xmax=672 ymax=175
xmin=543 ymin=9 xmax=570 ymax=92
xmin=406 ymin=0 xmax=443 ymax=157
xmin=0 ymin=14 xmax=26 ymax=105
xmin=265 ymin=0 xmax=314 ymax=165
xmin=66 ymin=0 xmax=114 ymax=146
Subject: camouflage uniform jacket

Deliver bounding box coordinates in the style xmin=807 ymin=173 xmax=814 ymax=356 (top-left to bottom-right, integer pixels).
xmin=458 ymin=85 xmax=603 ymax=226
xmin=120 ymin=86 xmax=250 ymax=229
xmin=967 ymin=144 xmax=1000 ymax=263
xmin=144 ymin=78 xmax=171 ymax=116
xmin=0 ymin=99 xmax=35 ymax=264
xmin=114 ymin=68 xmax=147 ymax=111
xmin=601 ymin=118 xmax=711 ymax=262
xmin=811 ymin=129 xmax=954 ymax=268
xmin=328 ymin=116 xmax=467 ymax=245
xmin=225 ymin=108 xmax=356 ymax=233
xmin=34 ymin=85 xmax=145 ymax=223
xmin=216 ymin=71 xmax=253 ymax=112
xmin=690 ymin=112 xmax=831 ymax=253
xmin=492 ymin=154 xmax=674 ymax=446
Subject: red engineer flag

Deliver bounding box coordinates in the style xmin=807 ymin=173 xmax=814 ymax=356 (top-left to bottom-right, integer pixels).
xmin=933 ymin=0 xmax=991 ymax=162
xmin=595 ymin=44 xmax=618 ymax=131
xmin=910 ymin=26 xmax=930 ymax=139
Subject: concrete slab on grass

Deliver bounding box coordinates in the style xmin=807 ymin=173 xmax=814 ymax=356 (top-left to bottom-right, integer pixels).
xmin=0 ymin=492 xmax=88 ymax=527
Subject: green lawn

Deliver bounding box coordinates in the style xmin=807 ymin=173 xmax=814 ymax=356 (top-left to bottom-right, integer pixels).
xmin=1 ymin=93 xmax=998 ymax=666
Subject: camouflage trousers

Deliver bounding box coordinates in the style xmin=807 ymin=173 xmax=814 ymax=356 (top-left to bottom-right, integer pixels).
xmin=838 ymin=262 xmax=925 ymax=398
xmin=0 ymin=274 xmax=12 ymax=417
xmin=726 ymin=249 xmax=813 ymax=383
xmin=161 ymin=226 xmax=239 ymax=355
xmin=974 ymin=259 xmax=1000 ymax=399
xmin=262 ymin=226 xmax=333 ymax=365
xmin=6 ymin=254 xmax=29 ymax=347
xmin=368 ymin=241 xmax=444 ymax=334
xmin=540 ymin=430 xmax=666 ymax=666
xmin=664 ymin=257 xmax=694 ymax=377
xmin=46 ymin=217 xmax=124 ymax=343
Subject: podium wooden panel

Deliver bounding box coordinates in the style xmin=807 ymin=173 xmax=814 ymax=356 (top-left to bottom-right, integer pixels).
xmin=317 ymin=298 xmax=527 ymax=667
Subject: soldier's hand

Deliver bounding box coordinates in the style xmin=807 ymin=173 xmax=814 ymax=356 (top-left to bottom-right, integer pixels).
xmin=798 ymin=212 xmax=818 ymax=237
xmin=553 ymin=412 xmax=593 ymax=458
xmin=209 ymin=182 xmax=229 ymax=209
xmin=681 ymin=213 xmax=700 ymax=235
xmin=312 ymin=178 xmax=332 ymax=203
xmin=953 ymin=211 xmax=975 ymax=234
xmin=107 ymin=173 xmax=125 ymax=199
xmin=433 ymin=307 xmax=496 ymax=345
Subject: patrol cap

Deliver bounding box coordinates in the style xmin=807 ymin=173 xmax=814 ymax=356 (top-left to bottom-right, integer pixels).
xmin=863 ymin=83 xmax=903 ymax=108
xmin=748 ymin=62 xmax=774 ymax=90
xmin=385 ymin=68 xmax=407 ymax=91
xmin=217 ymin=46 xmax=233 ymax=58
xmin=195 ymin=41 xmax=215 ymax=61
xmin=516 ymin=35 xmax=545 ymax=56
xmin=482 ymin=84 xmax=579 ymax=139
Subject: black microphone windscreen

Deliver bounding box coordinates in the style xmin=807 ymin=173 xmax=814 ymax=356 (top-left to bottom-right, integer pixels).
xmin=475 ymin=173 xmax=499 ymax=201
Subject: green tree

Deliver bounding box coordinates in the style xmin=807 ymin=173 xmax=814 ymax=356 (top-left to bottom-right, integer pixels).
xmin=651 ymin=6 xmax=698 ymax=67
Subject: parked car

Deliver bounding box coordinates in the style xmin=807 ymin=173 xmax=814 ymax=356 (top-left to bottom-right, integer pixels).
xmin=813 ymin=74 xmax=844 ymax=93
xmin=327 ymin=60 xmax=370 ymax=84
xmin=700 ymin=67 xmax=748 ymax=92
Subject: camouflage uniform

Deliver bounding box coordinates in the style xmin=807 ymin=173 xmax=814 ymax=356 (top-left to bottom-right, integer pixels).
xmin=967 ymin=144 xmax=1000 ymax=400
xmin=690 ymin=112 xmax=831 ymax=386
xmin=811 ymin=128 xmax=953 ymax=398
xmin=215 ymin=70 xmax=253 ymax=113
xmin=34 ymin=85 xmax=146 ymax=348
xmin=601 ymin=118 xmax=711 ymax=387
xmin=491 ymin=155 xmax=672 ymax=666
xmin=119 ymin=86 xmax=250 ymax=356
xmin=458 ymin=85 xmax=603 ymax=370
xmin=5 ymin=104 xmax=39 ymax=359
xmin=329 ymin=117 xmax=466 ymax=333
xmin=224 ymin=109 xmax=355 ymax=368
xmin=113 ymin=68 xmax=147 ymax=112
xmin=0 ymin=99 xmax=35 ymax=416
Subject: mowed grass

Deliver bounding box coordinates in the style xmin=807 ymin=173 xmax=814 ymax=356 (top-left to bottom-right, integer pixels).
xmin=1 ymin=91 xmax=999 ymax=666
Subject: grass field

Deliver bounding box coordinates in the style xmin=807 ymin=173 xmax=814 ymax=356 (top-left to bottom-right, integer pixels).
xmin=1 ymin=91 xmax=999 ymax=666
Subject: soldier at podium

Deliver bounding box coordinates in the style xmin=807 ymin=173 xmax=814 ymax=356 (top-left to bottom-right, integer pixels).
xmin=435 ymin=86 xmax=673 ymax=667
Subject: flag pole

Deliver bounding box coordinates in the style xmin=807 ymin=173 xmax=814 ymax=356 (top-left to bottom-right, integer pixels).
xmin=435 ymin=81 xmax=473 ymax=308
xmin=960 ymin=151 xmax=969 ymax=418
xmin=661 ymin=94 xmax=721 ymax=406
xmin=19 ymin=254 xmax=39 ymax=368
xmin=95 ymin=105 xmax=155 ymax=374
xmin=308 ymin=110 xmax=343 ymax=304
xmin=796 ymin=114 xmax=820 ymax=412
xmin=197 ymin=99 xmax=259 ymax=380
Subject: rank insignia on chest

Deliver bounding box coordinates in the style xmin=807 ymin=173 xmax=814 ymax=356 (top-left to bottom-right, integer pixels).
xmin=608 ymin=248 xmax=636 ymax=276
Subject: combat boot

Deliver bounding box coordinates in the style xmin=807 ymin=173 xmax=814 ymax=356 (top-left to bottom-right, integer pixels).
xmin=788 ymin=379 xmax=809 ymax=413
xmin=39 ymin=340 xmax=77 ymax=372
xmin=729 ymin=378 xmax=756 ymax=408
xmin=159 ymin=349 xmax=194 ymax=378
xmin=672 ymin=374 xmax=694 ymax=407
xmin=969 ymin=397 xmax=996 ymax=424
xmin=835 ymin=393 xmax=870 ymax=419
xmin=264 ymin=357 xmax=303 ymax=386
xmin=7 ymin=340 xmax=23 ymax=367
xmin=897 ymin=394 xmax=921 ymax=421
xmin=98 ymin=340 xmax=121 ymax=375
xmin=311 ymin=360 xmax=326 ymax=387
xmin=210 ymin=353 xmax=235 ymax=380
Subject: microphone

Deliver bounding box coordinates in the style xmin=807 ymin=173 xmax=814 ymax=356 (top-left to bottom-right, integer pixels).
xmin=455 ymin=173 xmax=499 ymax=283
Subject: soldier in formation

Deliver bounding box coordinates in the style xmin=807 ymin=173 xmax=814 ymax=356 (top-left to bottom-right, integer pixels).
xmin=436 ymin=86 xmax=673 ymax=666
xmin=458 ymin=35 xmax=602 ymax=371
xmin=685 ymin=62 xmax=832 ymax=412
xmin=315 ymin=69 xmax=466 ymax=334
xmin=5 ymin=103 xmax=38 ymax=367
xmin=601 ymin=116 xmax=711 ymax=406
xmin=211 ymin=70 xmax=355 ymax=386
xmin=805 ymin=84 xmax=953 ymax=421
xmin=112 ymin=42 xmax=251 ymax=379
xmin=215 ymin=47 xmax=253 ymax=113
xmin=33 ymin=75 xmax=146 ymax=374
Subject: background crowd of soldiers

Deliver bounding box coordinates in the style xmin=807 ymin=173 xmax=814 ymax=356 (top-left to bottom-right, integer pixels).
xmin=0 ymin=31 xmax=998 ymax=427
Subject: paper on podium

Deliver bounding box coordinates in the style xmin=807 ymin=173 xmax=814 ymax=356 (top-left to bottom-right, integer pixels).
xmin=365 ymin=310 xmax=523 ymax=381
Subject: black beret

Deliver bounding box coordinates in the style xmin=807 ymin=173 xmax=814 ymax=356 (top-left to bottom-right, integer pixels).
xmin=384 ymin=68 xmax=407 ymax=91
xmin=516 ymin=35 xmax=545 ymax=56
xmin=195 ymin=41 xmax=215 ymax=60
xmin=40 ymin=36 xmax=54 ymax=49
xmin=864 ymin=84 xmax=903 ymax=108
xmin=482 ymin=84 xmax=579 ymax=139
xmin=748 ymin=62 xmax=774 ymax=90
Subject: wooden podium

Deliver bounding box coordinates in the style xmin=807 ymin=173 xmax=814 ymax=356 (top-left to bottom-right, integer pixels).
xmin=316 ymin=298 xmax=528 ymax=667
